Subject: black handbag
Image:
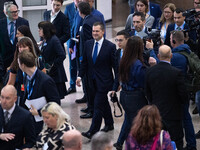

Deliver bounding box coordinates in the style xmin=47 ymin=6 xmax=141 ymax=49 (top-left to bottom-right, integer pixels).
xmin=109 ymin=93 xmax=123 ymax=117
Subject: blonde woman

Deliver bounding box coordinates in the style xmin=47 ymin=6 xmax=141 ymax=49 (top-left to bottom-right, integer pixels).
xmin=35 ymin=102 xmax=75 ymax=150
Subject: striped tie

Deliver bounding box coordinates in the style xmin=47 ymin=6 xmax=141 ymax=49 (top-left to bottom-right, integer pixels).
xmin=4 ymin=111 xmax=9 ymax=124
xmin=9 ymin=22 xmax=15 ymax=44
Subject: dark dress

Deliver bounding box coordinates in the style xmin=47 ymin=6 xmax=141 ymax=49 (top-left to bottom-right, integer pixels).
xmin=40 ymin=35 xmax=68 ymax=99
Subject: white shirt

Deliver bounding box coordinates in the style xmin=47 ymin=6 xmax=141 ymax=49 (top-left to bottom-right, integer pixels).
xmin=50 ymin=10 xmax=60 ymax=23
xmin=3 ymin=103 xmax=16 ymax=119
xmin=92 ymin=37 xmax=104 ymax=56
xmin=174 ymin=21 xmax=185 ymax=30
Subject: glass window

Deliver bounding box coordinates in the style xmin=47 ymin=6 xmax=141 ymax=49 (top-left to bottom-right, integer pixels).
xmin=22 ymin=0 xmax=47 ymax=6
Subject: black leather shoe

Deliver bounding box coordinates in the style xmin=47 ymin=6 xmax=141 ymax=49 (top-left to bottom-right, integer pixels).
xmin=80 ymin=112 xmax=93 ymax=119
xmin=192 ymin=106 xmax=198 ymax=114
xmin=113 ymin=142 xmax=122 ymax=150
xmin=100 ymin=125 xmax=114 ymax=132
xmin=195 ymin=130 xmax=200 ymax=139
xmin=75 ymin=96 xmax=87 ymax=104
xmin=67 ymin=88 xmax=76 ymax=94
xmin=81 ymin=107 xmax=89 ymax=113
xmin=82 ymin=131 xmax=93 ymax=139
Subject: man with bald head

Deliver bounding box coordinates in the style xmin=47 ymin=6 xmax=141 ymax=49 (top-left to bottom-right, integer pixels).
xmin=63 ymin=130 xmax=82 ymax=150
xmin=145 ymin=45 xmax=188 ymax=150
xmin=0 ymin=85 xmax=36 ymax=149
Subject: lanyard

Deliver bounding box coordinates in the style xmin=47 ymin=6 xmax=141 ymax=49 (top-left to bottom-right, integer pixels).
xmin=164 ymin=22 xmax=167 ymax=39
xmin=120 ymin=49 xmax=123 ymax=58
xmin=27 ymin=79 xmax=35 ymax=100
xmin=23 ymin=72 xmax=36 ymax=100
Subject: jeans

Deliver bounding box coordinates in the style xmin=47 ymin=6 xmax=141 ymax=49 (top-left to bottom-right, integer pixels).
xmin=117 ymin=90 xmax=147 ymax=145
xmin=183 ymin=103 xmax=196 ymax=149
xmin=195 ymin=90 xmax=200 ymax=115
xmin=66 ymin=40 xmax=77 ymax=89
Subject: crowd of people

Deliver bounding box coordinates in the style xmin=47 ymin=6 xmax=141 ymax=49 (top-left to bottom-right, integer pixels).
xmin=0 ymin=0 xmax=200 ymax=149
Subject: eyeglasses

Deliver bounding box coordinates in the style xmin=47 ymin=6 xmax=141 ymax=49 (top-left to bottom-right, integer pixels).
xmin=115 ymin=39 xmax=124 ymax=42
xmin=8 ymin=10 xmax=20 ymax=14
xmin=164 ymin=11 xmax=172 ymax=14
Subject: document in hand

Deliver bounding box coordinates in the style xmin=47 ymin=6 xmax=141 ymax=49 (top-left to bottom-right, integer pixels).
xmin=25 ymin=96 xmax=47 ymax=122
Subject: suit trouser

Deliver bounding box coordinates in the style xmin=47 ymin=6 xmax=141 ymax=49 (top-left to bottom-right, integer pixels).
xmin=162 ymin=119 xmax=184 ymax=150
xmin=88 ymin=80 xmax=113 ymax=133
xmin=117 ymin=90 xmax=147 ymax=145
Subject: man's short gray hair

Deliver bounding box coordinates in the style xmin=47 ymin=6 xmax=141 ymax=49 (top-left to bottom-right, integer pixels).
xmin=5 ymin=3 xmax=16 ymax=13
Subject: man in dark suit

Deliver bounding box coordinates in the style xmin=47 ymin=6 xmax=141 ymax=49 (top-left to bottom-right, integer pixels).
xmin=77 ymin=2 xmax=101 ymax=119
xmin=164 ymin=8 xmax=196 ymax=47
xmin=76 ymin=22 xmax=116 ymax=139
xmin=18 ymin=50 xmax=61 ymax=135
xmin=43 ymin=0 xmax=70 ymax=47
xmin=0 ymin=3 xmax=29 ymax=74
xmin=0 ymin=85 xmax=36 ymax=149
xmin=82 ymin=0 xmax=106 ymax=35
xmin=145 ymin=45 xmax=188 ymax=150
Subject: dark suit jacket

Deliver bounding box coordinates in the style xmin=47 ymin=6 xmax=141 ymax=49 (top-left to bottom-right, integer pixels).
xmin=0 ymin=17 xmax=29 ymax=70
xmin=21 ymin=69 xmax=60 ymax=110
xmin=145 ymin=62 xmax=188 ymax=120
xmin=149 ymin=2 xmax=162 ymax=28
xmin=79 ymin=39 xmax=116 ymax=92
xmin=41 ymin=35 xmax=67 ymax=83
xmin=79 ymin=14 xmax=100 ymax=59
xmin=0 ymin=105 xmax=36 ymax=150
xmin=43 ymin=10 xmax=70 ymax=46
xmin=164 ymin=23 xmax=196 ymax=47
xmin=112 ymin=48 xmax=122 ymax=91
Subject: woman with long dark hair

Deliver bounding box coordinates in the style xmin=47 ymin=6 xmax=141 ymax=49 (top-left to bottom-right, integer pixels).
xmin=38 ymin=21 xmax=67 ymax=99
xmin=113 ymin=36 xmax=148 ymax=150
xmin=7 ymin=25 xmax=40 ymax=86
xmin=126 ymin=105 xmax=173 ymax=149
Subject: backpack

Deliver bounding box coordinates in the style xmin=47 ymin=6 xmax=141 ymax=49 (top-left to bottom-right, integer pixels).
xmin=177 ymin=51 xmax=200 ymax=93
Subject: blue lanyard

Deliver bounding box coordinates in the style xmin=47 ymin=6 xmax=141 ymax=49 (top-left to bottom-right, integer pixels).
xmin=164 ymin=22 xmax=167 ymax=39
xmin=120 ymin=49 xmax=123 ymax=58
xmin=27 ymin=79 xmax=35 ymax=100
xmin=23 ymin=71 xmax=36 ymax=100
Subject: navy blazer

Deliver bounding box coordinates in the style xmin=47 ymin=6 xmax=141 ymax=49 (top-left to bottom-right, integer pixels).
xmin=149 ymin=2 xmax=162 ymax=28
xmin=79 ymin=14 xmax=100 ymax=58
xmin=164 ymin=23 xmax=196 ymax=47
xmin=41 ymin=35 xmax=67 ymax=83
xmin=43 ymin=10 xmax=70 ymax=46
xmin=112 ymin=48 xmax=122 ymax=91
xmin=0 ymin=17 xmax=29 ymax=69
xmin=79 ymin=39 xmax=116 ymax=92
xmin=0 ymin=105 xmax=36 ymax=149
xmin=21 ymin=69 xmax=60 ymax=109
